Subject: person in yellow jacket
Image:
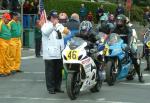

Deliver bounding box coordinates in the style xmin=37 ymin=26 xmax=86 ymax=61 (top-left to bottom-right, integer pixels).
xmin=8 ymin=12 xmax=22 ymax=74
xmin=0 ymin=13 xmax=12 ymax=77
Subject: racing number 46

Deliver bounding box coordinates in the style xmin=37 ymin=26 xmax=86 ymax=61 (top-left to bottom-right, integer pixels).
xmin=68 ymin=51 xmax=77 ymax=59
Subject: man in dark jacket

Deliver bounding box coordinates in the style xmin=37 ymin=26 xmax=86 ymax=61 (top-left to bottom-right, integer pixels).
xmin=115 ymin=3 xmax=125 ymax=17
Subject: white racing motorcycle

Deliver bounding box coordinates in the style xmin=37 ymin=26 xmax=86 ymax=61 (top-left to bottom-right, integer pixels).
xmin=62 ymin=37 xmax=103 ymax=100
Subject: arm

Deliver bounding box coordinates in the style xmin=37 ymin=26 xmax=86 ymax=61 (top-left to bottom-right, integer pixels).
xmin=41 ymin=22 xmax=54 ymax=37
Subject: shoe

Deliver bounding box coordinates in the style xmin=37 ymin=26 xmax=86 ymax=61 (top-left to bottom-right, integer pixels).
xmin=139 ymin=76 xmax=145 ymax=83
xmin=11 ymin=70 xmax=17 ymax=75
xmin=15 ymin=70 xmax=23 ymax=73
xmin=36 ymin=55 xmax=42 ymax=58
xmin=55 ymin=89 xmax=64 ymax=93
xmin=0 ymin=74 xmax=7 ymax=77
xmin=144 ymin=68 xmax=150 ymax=71
xmin=48 ymin=90 xmax=56 ymax=94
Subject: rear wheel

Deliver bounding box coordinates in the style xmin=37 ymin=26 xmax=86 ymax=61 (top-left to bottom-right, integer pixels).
xmin=66 ymin=73 xmax=80 ymax=100
xmin=106 ymin=61 xmax=116 ymax=86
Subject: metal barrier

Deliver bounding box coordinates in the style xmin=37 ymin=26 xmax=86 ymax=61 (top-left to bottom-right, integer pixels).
xmin=23 ymin=14 xmax=39 ymax=29
xmin=23 ymin=14 xmax=39 ymax=48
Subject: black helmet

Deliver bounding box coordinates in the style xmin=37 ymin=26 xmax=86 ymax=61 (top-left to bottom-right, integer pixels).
xmin=116 ymin=14 xmax=126 ymax=27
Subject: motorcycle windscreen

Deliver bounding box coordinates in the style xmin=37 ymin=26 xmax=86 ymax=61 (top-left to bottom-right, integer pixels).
xmin=107 ymin=33 xmax=121 ymax=45
xmin=68 ymin=37 xmax=85 ymax=49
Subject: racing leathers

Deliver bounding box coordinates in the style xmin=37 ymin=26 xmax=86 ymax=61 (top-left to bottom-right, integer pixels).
xmin=113 ymin=25 xmax=144 ymax=83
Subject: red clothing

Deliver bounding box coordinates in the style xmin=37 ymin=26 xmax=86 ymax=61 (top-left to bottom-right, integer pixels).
xmin=87 ymin=14 xmax=93 ymax=22
xmin=23 ymin=3 xmax=32 ymax=14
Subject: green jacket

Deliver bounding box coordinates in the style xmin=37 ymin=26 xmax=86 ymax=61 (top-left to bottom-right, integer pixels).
xmin=0 ymin=20 xmax=11 ymax=40
xmin=8 ymin=20 xmax=22 ymax=38
xmin=35 ymin=27 xmax=42 ymax=39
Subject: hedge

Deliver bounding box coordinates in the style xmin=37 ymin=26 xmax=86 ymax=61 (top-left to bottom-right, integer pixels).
xmin=44 ymin=0 xmax=144 ymax=23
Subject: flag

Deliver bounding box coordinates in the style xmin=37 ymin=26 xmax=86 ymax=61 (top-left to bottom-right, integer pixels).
xmin=126 ymin=0 xmax=132 ymax=11
xmin=39 ymin=0 xmax=47 ymax=23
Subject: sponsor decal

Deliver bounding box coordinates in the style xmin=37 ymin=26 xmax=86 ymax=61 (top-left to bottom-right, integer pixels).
xmin=82 ymin=58 xmax=90 ymax=64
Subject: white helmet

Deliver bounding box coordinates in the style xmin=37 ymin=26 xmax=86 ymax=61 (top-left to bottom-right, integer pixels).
xmin=79 ymin=20 xmax=93 ymax=33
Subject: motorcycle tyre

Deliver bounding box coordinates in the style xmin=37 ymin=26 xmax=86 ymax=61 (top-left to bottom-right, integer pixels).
xmin=106 ymin=61 xmax=116 ymax=86
xmin=66 ymin=73 xmax=80 ymax=100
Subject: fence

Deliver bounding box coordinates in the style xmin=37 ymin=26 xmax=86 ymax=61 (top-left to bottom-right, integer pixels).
xmin=23 ymin=14 xmax=39 ymax=48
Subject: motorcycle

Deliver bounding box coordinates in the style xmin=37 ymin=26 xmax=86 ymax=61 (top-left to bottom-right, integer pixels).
xmin=143 ymin=26 xmax=150 ymax=70
xmin=62 ymin=37 xmax=103 ymax=100
xmin=104 ymin=33 xmax=136 ymax=86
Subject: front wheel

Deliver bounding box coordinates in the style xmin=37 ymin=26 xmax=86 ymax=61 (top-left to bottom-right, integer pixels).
xmin=106 ymin=61 xmax=116 ymax=86
xmin=66 ymin=73 xmax=80 ymax=100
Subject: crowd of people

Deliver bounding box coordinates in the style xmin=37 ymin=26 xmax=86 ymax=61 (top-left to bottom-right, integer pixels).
xmin=0 ymin=12 xmax=22 ymax=77
xmin=23 ymin=0 xmax=39 ymax=28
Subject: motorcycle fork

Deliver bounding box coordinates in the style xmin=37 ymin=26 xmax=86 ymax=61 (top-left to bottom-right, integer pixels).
xmin=113 ymin=59 xmax=119 ymax=74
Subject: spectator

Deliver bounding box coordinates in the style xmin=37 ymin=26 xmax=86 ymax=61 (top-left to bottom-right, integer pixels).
xmin=23 ymin=0 xmax=32 ymax=28
xmin=8 ymin=12 xmax=22 ymax=74
xmin=143 ymin=6 xmax=150 ymax=26
xmin=79 ymin=3 xmax=88 ymax=22
xmin=2 ymin=0 xmax=10 ymax=9
xmin=115 ymin=3 xmax=125 ymax=17
xmin=31 ymin=0 xmax=39 ymax=28
xmin=10 ymin=0 xmax=20 ymax=12
xmin=40 ymin=10 xmax=69 ymax=94
xmin=64 ymin=13 xmax=80 ymax=45
xmin=96 ymin=5 xmax=104 ymax=23
xmin=0 ymin=13 xmax=12 ymax=77
xmin=65 ymin=13 xmax=80 ymax=30
xmin=87 ymin=11 xmax=93 ymax=23
xmin=34 ymin=20 xmax=42 ymax=57
xmin=58 ymin=12 xmax=68 ymax=25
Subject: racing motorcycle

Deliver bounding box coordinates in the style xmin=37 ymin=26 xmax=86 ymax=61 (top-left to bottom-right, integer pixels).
xmin=143 ymin=26 xmax=150 ymax=70
xmin=104 ymin=33 xmax=136 ymax=86
xmin=62 ymin=37 xmax=103 ymax=100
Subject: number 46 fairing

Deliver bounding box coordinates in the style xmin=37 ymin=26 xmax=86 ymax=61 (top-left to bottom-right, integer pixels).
xmin=62 ymin=37 xmax=102 ymax=100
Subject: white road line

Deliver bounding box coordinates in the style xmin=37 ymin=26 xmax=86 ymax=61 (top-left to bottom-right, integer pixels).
xmin=0 ymin=96 xmax=132 ymax=103
xmin=10 ymin=79 xmax=45 ymax=82
xmin=8 ymin=79 xmax=150 ymax=86
xmin=120 ymin=82 xmax=150 ymax=86
xmin=23 ymin=72 xmax=44 ymax=74
xmin=23 ymin=72 xmax=150 ymax=77
xmin=21 ymin=56 xmax=36 ymax=60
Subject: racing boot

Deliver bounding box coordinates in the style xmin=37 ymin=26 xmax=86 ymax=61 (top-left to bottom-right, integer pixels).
xmin=138 ymin=75 xmax=145 ymax=83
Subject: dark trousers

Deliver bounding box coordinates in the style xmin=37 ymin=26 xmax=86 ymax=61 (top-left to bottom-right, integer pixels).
xmin=35 ymin=38 xmax=41 ymax=56
xmin=44 ymin=59 xmax=63 ymax=91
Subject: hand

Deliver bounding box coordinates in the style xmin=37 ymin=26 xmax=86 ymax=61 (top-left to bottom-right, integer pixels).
xmin=38 ymin=19 xmax=45 ymax=27
xmin=53 ymin=19 xmax=59 ymax=26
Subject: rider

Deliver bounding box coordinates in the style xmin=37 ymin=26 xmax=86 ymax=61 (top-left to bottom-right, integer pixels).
xmin=97 ymin=13 xmax=115 ymax=34
xmin=112 ymin=14 xmax=145 ymax=83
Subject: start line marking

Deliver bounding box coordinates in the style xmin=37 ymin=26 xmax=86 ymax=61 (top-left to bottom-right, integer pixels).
xmin=21 ymin=56 xmax=36 ymax=60
xmin=0 ymin=96 xmax=132 ymax=103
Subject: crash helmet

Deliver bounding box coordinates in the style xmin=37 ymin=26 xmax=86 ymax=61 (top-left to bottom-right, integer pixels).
xmin=79 ymin=20 xmax=93 ymax=35
xmin=100 ymin=13 xmax=108 ymax=22
xmin=116 ymin=14 xmax=126 ymax=27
